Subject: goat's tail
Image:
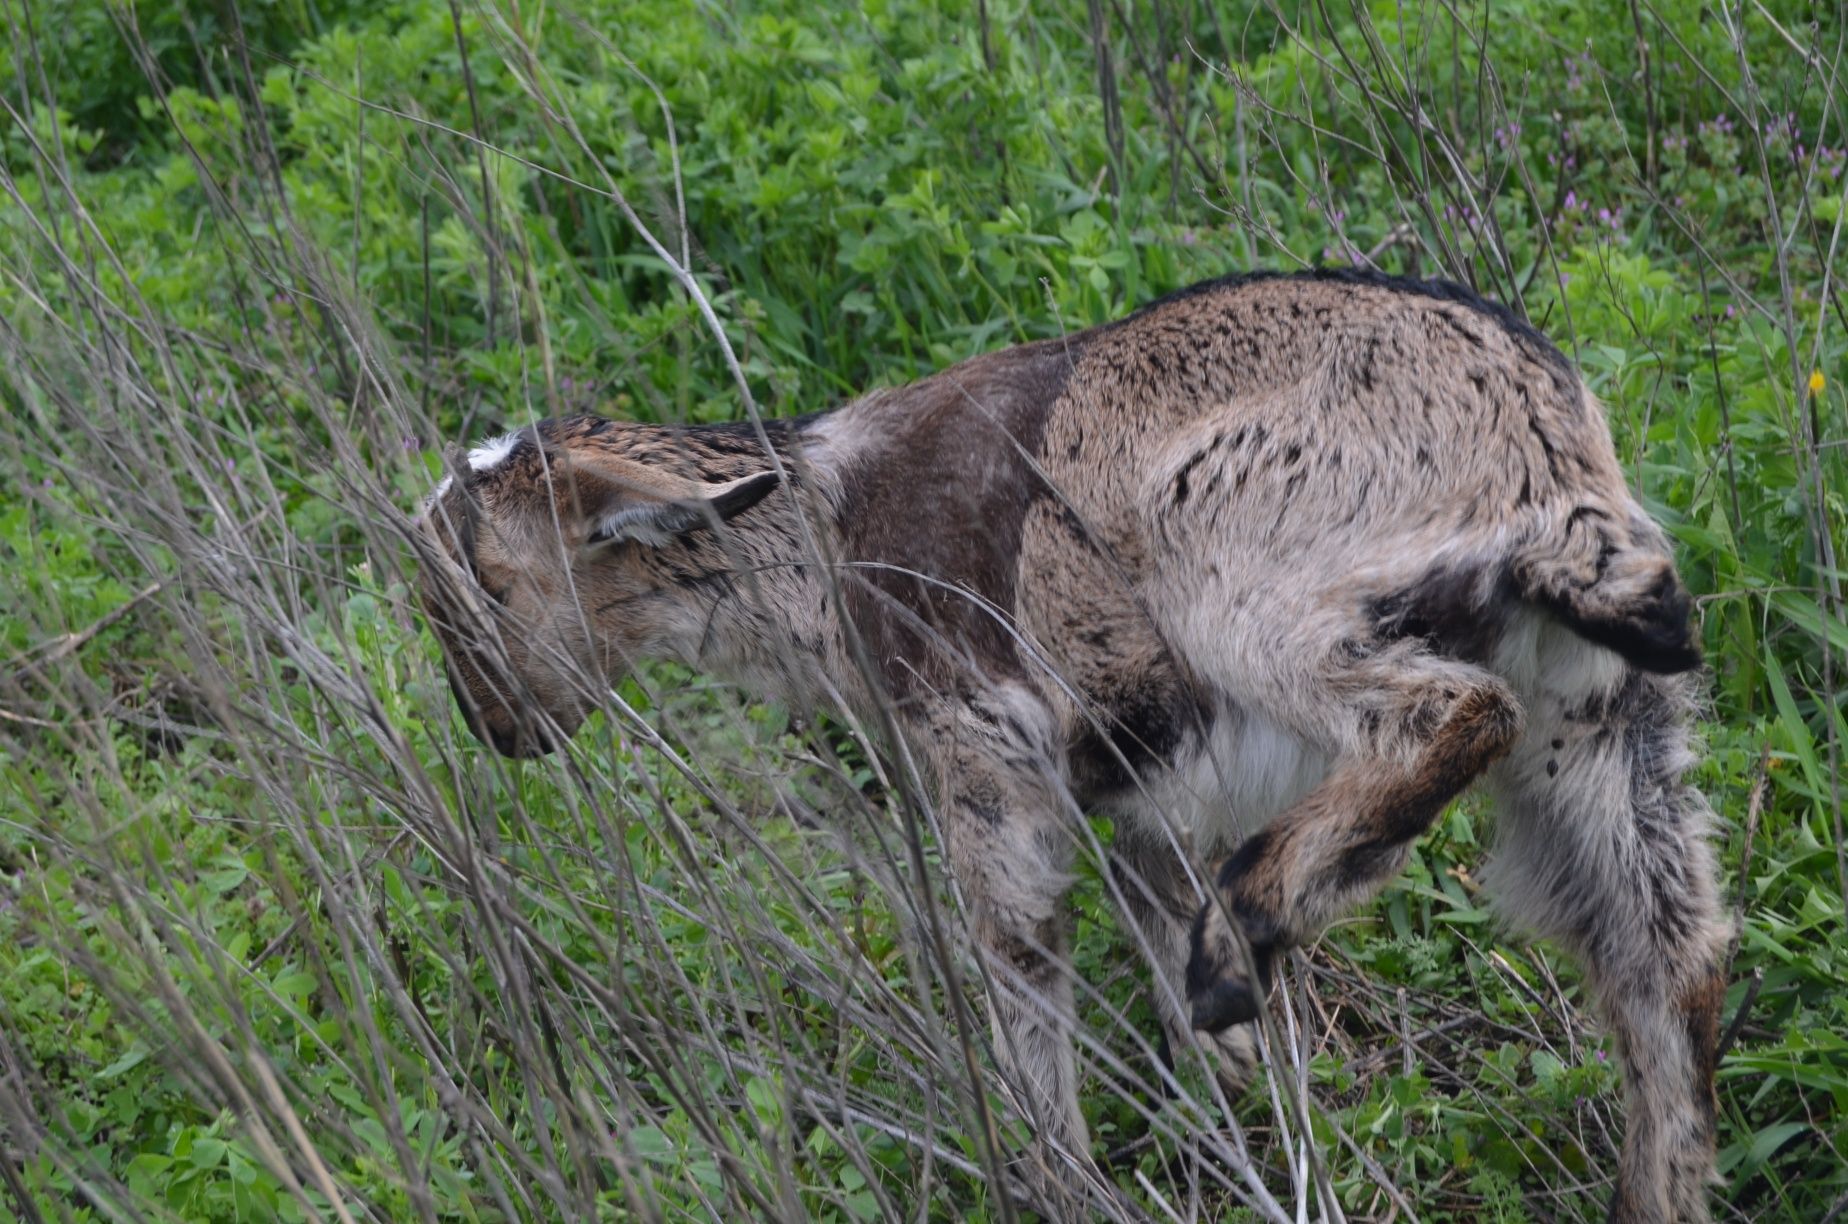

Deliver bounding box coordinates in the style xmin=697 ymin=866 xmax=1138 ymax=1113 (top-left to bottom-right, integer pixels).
xmin=1511 ymin=499 xmax=1702 ymax=674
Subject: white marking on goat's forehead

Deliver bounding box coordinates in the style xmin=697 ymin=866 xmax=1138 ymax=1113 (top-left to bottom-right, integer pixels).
xmin=467 ymin=431 xmax=522 ymax=472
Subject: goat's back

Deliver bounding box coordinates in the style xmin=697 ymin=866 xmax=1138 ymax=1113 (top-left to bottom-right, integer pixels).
xmin=811 ymin=271 xmax=1691 ymax=770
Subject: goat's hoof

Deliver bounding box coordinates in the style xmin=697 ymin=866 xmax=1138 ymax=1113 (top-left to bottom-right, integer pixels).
xmin=1186 ymin=904 xmax=1273 ymax=1033
xmin=1204 ymin=1020 xmax=1261 ymax=1092
xmin=1189 ymin=974 xmax=1260 ymax=1033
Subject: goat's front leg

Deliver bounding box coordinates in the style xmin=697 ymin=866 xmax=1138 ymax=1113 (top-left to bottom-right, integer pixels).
xmin=928 ymin=685 xmax=1092 ymax=1206
xmin=1110 ymin=826 xmax=1260 ymax=1094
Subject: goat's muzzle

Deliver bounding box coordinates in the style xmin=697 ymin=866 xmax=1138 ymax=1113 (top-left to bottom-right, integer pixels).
xmin=444 ymin=663 xmax=560 ymax=758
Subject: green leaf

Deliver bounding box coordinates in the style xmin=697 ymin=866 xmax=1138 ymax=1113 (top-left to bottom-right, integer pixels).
xmin=1763 ymin=643 xmax=1824 ymax=799
xmin=190 ymin=1137 xmax=227 ymax=1171
xmin=1770 ymin=591 xmax=1848 ymax=657
xmin=1718 ymin=1121 xmax=1808 ymax=1176
xmin=746 ymin=1075 xmax=783 ymax=1128
xmin=273 ymin=971 xmax=317 ymax=1001
xmin=627 ymin=1125 xmax=675 ymax=1164
xmin=202 ymin=863 xmax=248 ymax=894
xmin=97 ymin=1046 xmax=148 ymax=1080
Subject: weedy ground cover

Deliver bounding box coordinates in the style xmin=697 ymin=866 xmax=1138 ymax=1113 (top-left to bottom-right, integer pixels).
xmin=0 ymin=0 xmax=1843 ymax=1219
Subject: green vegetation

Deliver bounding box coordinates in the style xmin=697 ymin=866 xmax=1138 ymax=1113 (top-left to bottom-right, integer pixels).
xmin=1 ymin=0 xmax=1843 ymax=1219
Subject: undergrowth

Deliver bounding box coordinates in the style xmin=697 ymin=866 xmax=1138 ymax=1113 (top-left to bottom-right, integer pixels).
xmin=0 ymin=0 xmax=1843 ymax=1219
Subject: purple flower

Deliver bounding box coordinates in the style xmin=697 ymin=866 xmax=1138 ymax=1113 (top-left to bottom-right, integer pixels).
xmin=1563 ymin=52 xmax=1592 ymax=92
xmin=1322 ymin=240 xmax=1364 ymax=266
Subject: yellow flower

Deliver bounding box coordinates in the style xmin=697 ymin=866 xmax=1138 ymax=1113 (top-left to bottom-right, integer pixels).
xmin=1810 ymin=369 xmax=1827 ymax=395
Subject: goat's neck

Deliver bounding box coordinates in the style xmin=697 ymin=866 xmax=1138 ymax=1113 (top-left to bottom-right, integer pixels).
xmin=662 ymin=475 xmax=846 ymax=715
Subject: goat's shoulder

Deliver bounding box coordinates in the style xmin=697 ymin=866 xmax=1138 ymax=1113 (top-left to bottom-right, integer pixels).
xmin=799 ymin=336 xmax=1084 ymax=694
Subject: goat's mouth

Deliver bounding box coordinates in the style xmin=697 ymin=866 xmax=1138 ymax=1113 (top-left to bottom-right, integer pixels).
xmin=483 ymin=719 xmax=560 ymax=759
xmin=444 ymin=662 xmax=563 ymax=758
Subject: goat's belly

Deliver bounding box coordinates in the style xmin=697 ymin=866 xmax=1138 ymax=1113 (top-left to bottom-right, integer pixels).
xmin=1105 ymin=705 xmax=1331 ymax=859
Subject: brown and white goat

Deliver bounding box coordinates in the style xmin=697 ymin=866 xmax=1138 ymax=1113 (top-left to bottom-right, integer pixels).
xmin=418 ymin=270 xmax=1728 ymax=1221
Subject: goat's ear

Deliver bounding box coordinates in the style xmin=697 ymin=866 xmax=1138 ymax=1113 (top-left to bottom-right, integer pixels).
xmin=583 ymin=467 xmax=781 ymax=548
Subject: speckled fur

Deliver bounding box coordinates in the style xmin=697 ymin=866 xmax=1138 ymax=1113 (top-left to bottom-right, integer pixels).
xmin=418 ymin=270 xmax=1726 ymax=1219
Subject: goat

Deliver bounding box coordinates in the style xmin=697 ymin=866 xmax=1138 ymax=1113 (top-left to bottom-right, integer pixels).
xmin=417 ymin=269 xmax=1728 ymax=1222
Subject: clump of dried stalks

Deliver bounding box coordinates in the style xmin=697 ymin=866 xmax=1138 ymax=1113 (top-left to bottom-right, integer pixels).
xmin=3 ymin=1 xmax=1836 ymax=1221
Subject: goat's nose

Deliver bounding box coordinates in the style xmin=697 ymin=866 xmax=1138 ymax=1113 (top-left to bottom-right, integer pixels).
xmin=486 ymin=718 xmax=558 ymax=758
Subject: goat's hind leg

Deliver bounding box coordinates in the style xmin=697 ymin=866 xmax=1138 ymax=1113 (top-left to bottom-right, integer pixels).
xmin=1485 ymin=659 xmax=1727 ymax=1223
xmin=1187 ymin=643 xmax=1524 ymax=1032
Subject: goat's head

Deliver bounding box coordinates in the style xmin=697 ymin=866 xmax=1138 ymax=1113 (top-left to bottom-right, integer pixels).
xmin=416 ymin=418 xmax=781 ymax=757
